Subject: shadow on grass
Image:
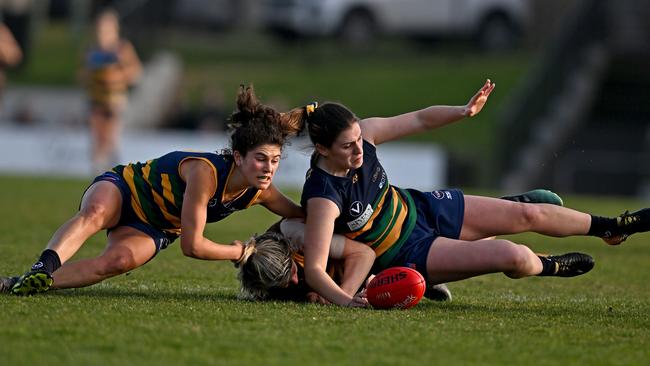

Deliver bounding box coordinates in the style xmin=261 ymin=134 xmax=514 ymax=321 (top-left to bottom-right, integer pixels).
xmin=47 ymin=287 xmax=240 ymax=302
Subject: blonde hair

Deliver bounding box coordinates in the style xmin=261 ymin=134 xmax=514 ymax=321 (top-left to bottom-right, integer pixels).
xmin=236 ymin=231 xmax=299 ymax=300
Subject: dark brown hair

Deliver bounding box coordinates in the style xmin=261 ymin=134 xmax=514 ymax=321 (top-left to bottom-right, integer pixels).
xmin=282 ymin=102 xmax=358 ymax=148
xmin=226 ymin=85 xmax=303 ymax=156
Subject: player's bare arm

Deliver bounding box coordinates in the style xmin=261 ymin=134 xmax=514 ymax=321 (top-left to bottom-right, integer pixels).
xmin=360 ymin=79 xmax=495 ymax=145
xmin=258 ymin=184 xmax=304 ymax=219
xmin=179 ymin=159 xmax=242 ymax=260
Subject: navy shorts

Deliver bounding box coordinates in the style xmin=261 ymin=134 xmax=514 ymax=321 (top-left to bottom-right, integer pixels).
xmin=382 ymin=188 xmax=465 ymax=281
xmin=82 ymin=171 xmax=178 ymax=256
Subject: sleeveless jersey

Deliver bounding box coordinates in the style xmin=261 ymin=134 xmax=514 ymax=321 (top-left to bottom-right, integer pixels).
xmin=112 ymin=151 xmax=262 ymax=236
xmin=300 ymin=140 xmax=417 ymax=268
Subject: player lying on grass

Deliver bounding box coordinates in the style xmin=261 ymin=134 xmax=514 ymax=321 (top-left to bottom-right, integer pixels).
xmin=236 ymin=219 xmax=374 ymax=305
xmin=0 ymin=86 xmax=306 ymax=296
xmin=237 ymin=218 xmax=452 ymax=304
xmin=238 ymin=187 xmax=567 ymax=305
xmin=239 ymin=79 xmax=650 ymax=307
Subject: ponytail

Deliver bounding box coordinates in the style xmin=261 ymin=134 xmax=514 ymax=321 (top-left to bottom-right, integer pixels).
xmin=279 ymin=101 xmax=318 ymax=138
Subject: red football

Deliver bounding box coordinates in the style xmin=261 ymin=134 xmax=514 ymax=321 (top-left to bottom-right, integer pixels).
xmin=366 ymin=267 xmax=426 ymax=310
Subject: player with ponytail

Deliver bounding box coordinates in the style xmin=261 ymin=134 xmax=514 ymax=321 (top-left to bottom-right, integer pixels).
xmin=247 ymin=80 xmax=650 ymax=307
xmin=3 ymin=85 xmax=306 ymax=296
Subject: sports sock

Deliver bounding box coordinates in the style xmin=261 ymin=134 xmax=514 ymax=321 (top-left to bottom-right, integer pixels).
xmin=587 ymin=215 xmax=618 ymax=237
xmin=31 ymin=249 xmax=61 ymax=274
xmin=536 ymin=255 xmax=557 ymax=276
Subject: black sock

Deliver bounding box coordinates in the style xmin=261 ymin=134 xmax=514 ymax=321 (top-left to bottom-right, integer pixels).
xmin=536 ymin=256 xmax=557 ymax=276
xmin=31 ymin=249 xmax=61 ymax=274
xmin=587 ymin=215 xmax=619 ymax=237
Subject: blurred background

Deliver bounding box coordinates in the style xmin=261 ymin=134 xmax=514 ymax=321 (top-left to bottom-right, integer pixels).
xmin=0 ymin=0 xmax=648 ymax=198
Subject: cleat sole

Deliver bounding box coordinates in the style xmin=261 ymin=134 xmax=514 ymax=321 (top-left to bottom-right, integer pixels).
xmin=11 ymin=272 xmax=53 ymax=296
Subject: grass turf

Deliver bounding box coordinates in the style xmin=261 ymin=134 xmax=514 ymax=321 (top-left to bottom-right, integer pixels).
xmin=0 ymin=175 xmax=649 ymax=365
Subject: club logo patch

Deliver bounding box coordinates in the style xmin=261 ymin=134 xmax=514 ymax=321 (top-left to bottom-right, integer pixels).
xmin=349 ymin=201 xmax=363 ymax=217
xmin=432 ymin=190 xmax=445 ymax=200
xmin=347 ymin=204 xmax=374 ymax=231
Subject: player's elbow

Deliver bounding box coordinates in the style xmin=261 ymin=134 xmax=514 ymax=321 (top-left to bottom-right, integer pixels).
xmin=361 ymin=249 xmax=376 ymax=267
xmin=180 ymin=238 xmax=203 ymax=258
xmin=359 ymin=244 xmax=376 ymax=260
xmin=181 ymin=246 xmax=200 ymax=259
xmin=303 ymin=264 xmax=325 ymax=285
xmin=349 ymin=243 xmax=376 ymax=262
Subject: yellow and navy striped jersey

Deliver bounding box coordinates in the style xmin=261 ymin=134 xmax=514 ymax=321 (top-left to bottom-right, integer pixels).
xmin=300 ymin=140 xmax=416 ymax=268
xmin=112 ymin=151 xmax=262 ymax=236
xmin=86 ymin=47 xmax=128 ymax=107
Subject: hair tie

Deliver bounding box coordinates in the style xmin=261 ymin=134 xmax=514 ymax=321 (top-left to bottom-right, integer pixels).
xmin=305 ymin=102 xmax=318 ymax=117
xmin=234 ymin=237 xmax=258 ymax=266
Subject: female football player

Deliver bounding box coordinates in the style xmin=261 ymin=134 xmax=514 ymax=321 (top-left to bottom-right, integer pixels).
xmin=83 ymin=8 xmax=141 ymax=172
xmin=236 ymin=219 xmax=375 ymax=305
xmin=2 ymin=85 xmax=305 ymax=296
xmin=237 ymin=190 xmax=566 ymax=305
xmin=249 ymin=79 xmax=650 ymax=307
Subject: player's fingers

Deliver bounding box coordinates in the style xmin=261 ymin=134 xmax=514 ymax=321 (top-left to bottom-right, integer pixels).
xmin=487 ymin=82 xmax=496 ymax=95
xmin=365 ymin=275 xmax=375 ymax=287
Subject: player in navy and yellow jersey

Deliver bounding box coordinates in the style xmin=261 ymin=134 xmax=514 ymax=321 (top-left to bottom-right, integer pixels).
xmin=3 ymin=86 xmax=306 ymax=296
xmin=83 ymin=9 xmax=141 ymax=172
xmin=111 ymin=151 xmax=266 ymax=237
xmin=245 ymin=79 xmax=650 ymax=307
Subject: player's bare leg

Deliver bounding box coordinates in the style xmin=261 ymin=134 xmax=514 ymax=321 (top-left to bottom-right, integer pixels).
xmin=52 ymin=226 xmax=156 ymax=289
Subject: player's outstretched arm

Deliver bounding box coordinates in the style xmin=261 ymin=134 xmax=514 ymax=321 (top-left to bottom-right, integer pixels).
xmin=360 ymin=79 xmax=495 ymax=145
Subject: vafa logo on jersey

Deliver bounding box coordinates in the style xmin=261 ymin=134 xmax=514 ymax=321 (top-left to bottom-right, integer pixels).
xmin=349 ymin=201 xmax=364 ymax=217
xmin=347 ymin=203 xmax=373 ymax=231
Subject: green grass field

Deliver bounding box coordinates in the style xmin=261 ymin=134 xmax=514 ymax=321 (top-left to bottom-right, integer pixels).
xmin=0 ymin=175 xmax=649 ymax=365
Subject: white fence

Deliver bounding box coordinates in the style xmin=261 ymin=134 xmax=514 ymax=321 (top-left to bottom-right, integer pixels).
xmin=0 ymin=126 xmax=447 ymax=191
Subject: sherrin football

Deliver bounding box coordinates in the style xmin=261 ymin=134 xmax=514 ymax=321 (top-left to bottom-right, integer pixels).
xmin=366 ymin=267 xmax=426 ymax=310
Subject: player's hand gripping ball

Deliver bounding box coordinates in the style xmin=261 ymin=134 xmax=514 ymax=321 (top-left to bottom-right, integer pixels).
xmin=366 ymin=267 xmax=426 ymax=309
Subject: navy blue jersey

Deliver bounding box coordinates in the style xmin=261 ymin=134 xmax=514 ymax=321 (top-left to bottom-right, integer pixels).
xmin=301 ymin=140 xmax=417 ymax=267
xmin=112 ymin=151 xmax=261 ymax=235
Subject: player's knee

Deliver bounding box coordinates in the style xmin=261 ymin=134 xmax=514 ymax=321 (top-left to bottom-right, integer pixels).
xmin=78 ymin=203 xmax=110 ymax=229
xmin=100 ymin=251 xmax=138 ymax=276
xmin=519 ymin=203 xmax=545 ymax=229
xmin=501 ymin=242 xmax=533 ymax=275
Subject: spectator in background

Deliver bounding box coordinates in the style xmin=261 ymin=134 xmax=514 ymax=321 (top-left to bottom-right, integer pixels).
xmin=1 ymin=0 xmax=30 ymax=66
xmin=83 ymin=8 xmax=141 ymax=172
xmin=0 ymin=23 xmax=22 ymax=104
